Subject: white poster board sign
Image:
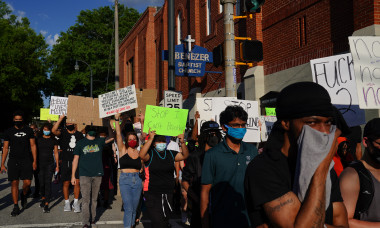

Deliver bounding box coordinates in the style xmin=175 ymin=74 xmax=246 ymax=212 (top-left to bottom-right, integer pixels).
xmin=49 ymin=96 xmax=68 ymax=115
xmin=259 ymin=116 xmax=277 ymax=142
xmin=98 ymin=84 xmax=138 ymax=118
xmin=164 ymin=91 xmax=183 ymax=109
xmin=196 ymin=97 xmax=260 ymax=142
xmin=349 ymin=36 xmax=380 ymax=109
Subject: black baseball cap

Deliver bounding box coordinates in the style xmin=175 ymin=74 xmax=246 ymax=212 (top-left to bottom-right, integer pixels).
xmin=200 ymin=121 xmax=220 ymax=132
xmin=364 ymin=118 xmax=380 ymax=139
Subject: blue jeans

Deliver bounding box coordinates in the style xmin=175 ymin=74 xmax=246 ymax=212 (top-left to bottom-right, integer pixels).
xmin=119 ymin=172 xmax=142 ymax=228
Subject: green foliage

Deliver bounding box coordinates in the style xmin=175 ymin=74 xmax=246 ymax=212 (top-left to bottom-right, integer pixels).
xmin=48 ymin=4 xmax=140 ymax=97
xmin=0 ymin=0 xmax=49 ymax=129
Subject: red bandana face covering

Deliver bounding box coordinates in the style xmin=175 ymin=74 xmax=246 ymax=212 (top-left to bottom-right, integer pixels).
xmin=128 ymin=140 xmax=137 ymax=148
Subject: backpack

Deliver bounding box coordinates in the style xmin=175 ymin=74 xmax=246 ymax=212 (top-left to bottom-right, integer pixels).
xmin=349 ymin=161 xmax=374 ymax=220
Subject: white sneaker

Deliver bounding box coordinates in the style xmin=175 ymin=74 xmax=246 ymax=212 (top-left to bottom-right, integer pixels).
xmin=64 ymin=201 xmax=71 ymax=212
xmin=73 ymin=202 xmax=81 ymax=213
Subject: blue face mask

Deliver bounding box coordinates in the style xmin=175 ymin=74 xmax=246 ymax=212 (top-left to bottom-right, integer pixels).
xmin=224 ymin=125 xmax=247 ymax=140
xmin=43 ymin=130 xmax=51 ymax=136
xmin=155 ymin=143 xmax=167 ymax=152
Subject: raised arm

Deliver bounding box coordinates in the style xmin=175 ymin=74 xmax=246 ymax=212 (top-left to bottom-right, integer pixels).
xmin=52 ymin=114 xmax=65 ymax=136
xmin=175 ymin=131 xmax=189 ymax=161
xmin=138 ymin=113 xmax=147 ymax=142
xmin=113 ymin=113 xmax=126 ymax=156
xmin=139 ymin=129 xmax=155 ymax=162
xmin=263 ymin=130 xmax=343 ymax=228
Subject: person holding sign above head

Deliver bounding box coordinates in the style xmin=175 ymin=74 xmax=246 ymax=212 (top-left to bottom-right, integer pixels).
xmin=113 ymin=113 xmax=143 ymax=228
xmin=200 ymin=106 xmax=258 ymax=228
xmin=52 ymin=115 xmax=84 ymax=213
xmin=139 ymin=129 xmax=189 ymax=228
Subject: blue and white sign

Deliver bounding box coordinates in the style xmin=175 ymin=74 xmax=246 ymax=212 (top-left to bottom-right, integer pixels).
xmin=162 ymin=44 xmax=213 ymax=77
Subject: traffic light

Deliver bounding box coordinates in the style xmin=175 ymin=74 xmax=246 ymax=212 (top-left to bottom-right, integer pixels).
xmin=244 ymin=0 xmax=265 ymax=13
xmin=213 ymin=43 xmax=224 ymax=67
xmin=240 ymin=40 xmax=263 ymax=62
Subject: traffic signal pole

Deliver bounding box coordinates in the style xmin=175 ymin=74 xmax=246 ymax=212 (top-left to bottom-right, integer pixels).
xmin=221 ymin=0 xmax=237 ymax=97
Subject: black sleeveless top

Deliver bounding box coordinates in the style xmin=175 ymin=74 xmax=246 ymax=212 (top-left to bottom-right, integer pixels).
xmin=119 ymin=153 xmax=141 ymax=170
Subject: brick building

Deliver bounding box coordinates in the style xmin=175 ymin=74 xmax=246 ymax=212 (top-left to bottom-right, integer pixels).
xmin=119 ymin=0 xmax=380 ymax=121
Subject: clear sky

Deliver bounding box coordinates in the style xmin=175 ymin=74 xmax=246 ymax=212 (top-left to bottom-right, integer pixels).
xmin=5 ymin=0 xmax=165 ymax=46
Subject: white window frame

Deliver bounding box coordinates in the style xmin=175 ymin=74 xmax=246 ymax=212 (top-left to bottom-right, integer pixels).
xmin=206 ymin=0 xmax=211 ymax=35
xmin=177 ymin=11 xmax=182 ymax=44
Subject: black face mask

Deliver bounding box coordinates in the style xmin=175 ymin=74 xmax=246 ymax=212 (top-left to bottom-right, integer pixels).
xmin=207 ymin=135 xmax=220 ymax=147
xmin=368 ymin=141 xmax=380 ymax=164
xmin=14 ymin=121 xmax=23 ymax=128
xmin=66 ymin=125 xmax=75 ymax=131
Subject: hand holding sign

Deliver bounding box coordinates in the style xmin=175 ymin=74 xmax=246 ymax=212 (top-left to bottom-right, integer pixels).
xmin=148 ymin=129 xmax=156 ymax=140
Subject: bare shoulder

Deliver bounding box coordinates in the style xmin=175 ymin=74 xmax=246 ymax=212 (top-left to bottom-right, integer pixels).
xmin=339 ymin=167 xmax=360 ymax=186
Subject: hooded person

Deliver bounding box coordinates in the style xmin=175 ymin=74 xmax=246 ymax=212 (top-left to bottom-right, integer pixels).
xmin=244 ymin=82 xmax=349 ymax=228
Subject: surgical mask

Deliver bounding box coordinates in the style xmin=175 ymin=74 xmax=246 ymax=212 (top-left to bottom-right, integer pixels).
xmin=66 ymin=125 xmax=75 ymax=131
xmin=14 ymin=121 xmax=23 ymax=128
xmin=43 ymin=130 xmax=51 ymax=136
xmin=224 ymin=125 xmax=247 ymax=140
xmin=207 ymin=135 xmax=220 ymax=147
xmin=88 ymin=131 xmax=97 ymax=137
xmin=155 ymin=143 xmax=166 ymax=152
xmin=128 ymin=140 xmax=137 ymax=148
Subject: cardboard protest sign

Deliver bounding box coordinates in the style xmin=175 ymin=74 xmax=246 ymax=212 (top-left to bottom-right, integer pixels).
xmin=98 ymin=85 xmax=138 ymax=118
xmin=136 ymin=89 xmax=157 ymax=116
xmin=349 ymin=36 xmax=380 ymax=109
xmin=265 ymin=107 xmax=276 ymax=116
xmin=40 ymin=108 xmax=59 ymax=121
xmin=49 ymin=96 xmax=68 ymax=115
xmin=66 ymin=95 xmax=103 ymax=131
xmin=143 ymin=105 xmax=189 ymax=137
xmin=310 ymin=53 xmax=365 ymax=126
xmin=196 ymin=97 xmax=260 ymax=142
xmin=164 ymin=90 xmax=183 ymax=109
xmin=259 ymin=116 xmax=277 ymax=142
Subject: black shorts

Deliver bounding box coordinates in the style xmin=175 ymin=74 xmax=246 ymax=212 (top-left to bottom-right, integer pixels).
xmin=7 ymin=159 xmax=33 ymax=181
xmin=61 ymin=160 xmax=79 ymax=182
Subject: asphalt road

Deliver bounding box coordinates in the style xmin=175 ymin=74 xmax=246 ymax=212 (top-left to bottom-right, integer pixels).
xmin=0 ymin=171 xmax=186 ymax=228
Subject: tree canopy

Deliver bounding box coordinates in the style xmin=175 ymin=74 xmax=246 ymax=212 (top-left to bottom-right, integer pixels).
xmin=0 ymin=1 xmax=49 ymax=130
xmin=48 ymin=5 xmax=140 ymax=97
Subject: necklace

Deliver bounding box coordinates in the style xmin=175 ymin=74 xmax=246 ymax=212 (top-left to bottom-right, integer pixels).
xmin=154 ymin=149 xmax=167 ymax=159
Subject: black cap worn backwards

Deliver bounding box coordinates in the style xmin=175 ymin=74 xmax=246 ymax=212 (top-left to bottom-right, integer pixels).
xmin=200 ymin=121 xmax=220 ymax=133
xmin=364 ymin=118 xmax=380 ymax=139
xmin=276 ymin=82 xmax=334 ymax=120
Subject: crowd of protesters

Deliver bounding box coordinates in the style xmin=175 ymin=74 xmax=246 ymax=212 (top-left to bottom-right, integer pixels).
xmin=1 ymin=81 xmax=380 ymax=228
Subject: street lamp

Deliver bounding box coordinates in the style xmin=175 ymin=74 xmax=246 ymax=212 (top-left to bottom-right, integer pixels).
xmin=75 ymin=60 xmax=93 ymax=97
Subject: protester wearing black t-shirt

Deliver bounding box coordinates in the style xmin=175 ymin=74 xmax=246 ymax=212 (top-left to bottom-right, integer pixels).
xmin=1 ymin=111 xmax=37 ymax=216
xmin=52 ymin=115 xmax=84 ymax=213
xmin=244 ymin=82 xmax=349 ymax=227
xmin=37 ymin=123 xmax=59 ymax=213
xmin=139 ymin=130 xmax=189 ymax=228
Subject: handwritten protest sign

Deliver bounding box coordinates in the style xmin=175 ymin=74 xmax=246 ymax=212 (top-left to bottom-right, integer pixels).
xmin=98 ymin=85 xmax=138 ymax=118
xmin=349 ymin=36 xmax=380 ymax=109
xmin=143 ymin=105 xmax=189 ymax=137
xmin=49 ymin=96 xmax=68 ymax=115
xmin=259 ymin=116 xmax=277 ymax=142
xmin=310 ymin=53 xmax=365 ymax=126
xmin=67 ymin=95 xmax=103 ymax=131
xmin=196 ymin=97 xmax=260 ymax=142
xmin=40 ymin=108 xmax=59 ymax=121
xmin=164 ymin=91 xmax=183 ymax=109
xmin=265 ymin=107 xmax=276 ymax=116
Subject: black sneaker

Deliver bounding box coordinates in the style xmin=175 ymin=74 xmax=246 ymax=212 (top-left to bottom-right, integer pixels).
xmin=39 ymin=199 xmax=45 ymax=208
xmin=20 ymin=192 xmax=27 ymax=209
xmin=43 ymin=204 xmax=50 ymax=213
xmin=11 ymin=205 xmax=20 ymax=217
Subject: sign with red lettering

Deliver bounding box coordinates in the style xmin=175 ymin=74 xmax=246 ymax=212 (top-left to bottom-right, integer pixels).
xmin=98 ymin=84 xmax=138 ymax=118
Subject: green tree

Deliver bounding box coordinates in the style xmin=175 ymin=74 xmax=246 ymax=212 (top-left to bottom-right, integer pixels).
xmin=48 ymin=5 xmax=140 ymax=97
xmin=0 ymin=1 xmax=49 ymax=130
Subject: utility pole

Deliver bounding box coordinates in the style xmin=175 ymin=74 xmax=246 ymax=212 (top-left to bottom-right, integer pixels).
xmin=221 ymin=0 xmax=237 ymax=97
xmin=168 ymin=0 xmax=175 ymax=91
xmin=115 ymin=0 xmax=120 ymax=89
